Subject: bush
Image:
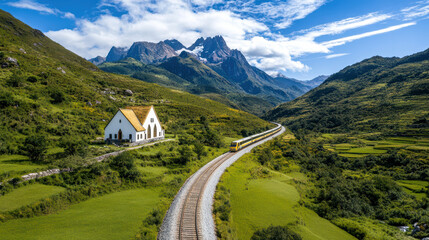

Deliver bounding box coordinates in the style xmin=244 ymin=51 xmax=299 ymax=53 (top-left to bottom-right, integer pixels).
xmin=59 ymin=136 xmax=87 ymax=156
xmin=6 ymin=73 xmax=23 ymax=87
xmin=176 ymin=145 xmax=194 ymax=164
xmin=0 ymin=91 xmax=15 ymax=108
xmin=24 ymin=134 xmax=48 ymax=162
xmin=26 ymin=76 xmax=38 ymax=83
xmin=251 ymin=225 xmax=302 ymax=240
xmin=193 ymin=142 xmax=206 ymax=160
xmin=110 ymin=152 xmax=141 ymax=180
xmin=50 ymin=90 xmax=65 ymax=104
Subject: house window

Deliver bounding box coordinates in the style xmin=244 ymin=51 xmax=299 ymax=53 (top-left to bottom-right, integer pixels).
xmin=129 ymin=134 xmax=132 ymax=140
xmin=151 ymin=118 xmax=154 ymax=123
xmin=119 ymin=119 xmax=121 ymax=123
xmin=137 ymin=135 xmax=139 ymax=140
xmin=109 ymin=134 xmax=112 ymax=139
xmin=114 ymin=134 xmax=117 ymax=139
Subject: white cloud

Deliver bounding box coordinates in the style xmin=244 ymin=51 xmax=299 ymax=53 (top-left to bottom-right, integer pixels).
xmin=36 ymin=0 xmax=419 ymax=74
xmin=402 ymin=0 xmax=429 ymax=20
xmin=7 ymin=0 xmax=75 ymax=19
xmin=322 ymin=22 xmax=416 ymax=48
xmin=297 ymin=13 xmax=392 ymax=39
xmin=224 ymin=0 xmax=326 ymax=29
xmin=325 ymin=53 xmax=349 ymax=59
xmin=8 ymin=0 xmax=55 ymax=14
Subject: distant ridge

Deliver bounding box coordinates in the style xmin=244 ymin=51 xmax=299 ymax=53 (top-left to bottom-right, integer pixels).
xmin=265 ymin=48 xmax=429 ymax=134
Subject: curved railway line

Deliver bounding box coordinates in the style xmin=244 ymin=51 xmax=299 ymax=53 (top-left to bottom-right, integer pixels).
xmin=158 ymin=124 xmax=285 ymax=240
xmin=178 ymin=152 xmax=234 ymax=239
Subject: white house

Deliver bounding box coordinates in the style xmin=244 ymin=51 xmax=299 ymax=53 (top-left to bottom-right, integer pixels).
xmin=104 ymin=105 xmax=164 ymax=143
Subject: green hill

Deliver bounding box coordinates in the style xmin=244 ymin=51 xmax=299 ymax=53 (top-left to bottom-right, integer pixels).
xmin=266 ymin=49 xmax=429 ymax=135
xmin=0 ymin=9 xmax=271 ymax=154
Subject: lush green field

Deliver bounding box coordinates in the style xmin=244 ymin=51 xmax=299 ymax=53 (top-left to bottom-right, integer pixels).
xmin=321 ymin=134 xmax=429 ymax=158
xmin=397 ymin=180 xmax=429 ymax=200
xmin=216 ymin=154 xmax=356 ymax=240
xmin=0 ymin=154 xmax=46 ymax=175
xmin=0 ymin=184 xmax=64 ymax=212
xmin=0 ymin=188 xmax=160 ymax=240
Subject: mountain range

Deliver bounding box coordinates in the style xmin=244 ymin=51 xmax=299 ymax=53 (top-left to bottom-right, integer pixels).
xmin=91 ymin=36 xmax=327 ymax=115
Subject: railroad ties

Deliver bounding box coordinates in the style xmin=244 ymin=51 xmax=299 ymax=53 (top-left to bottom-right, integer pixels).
xmin=178 ymin=152 xmax=234 ymax=240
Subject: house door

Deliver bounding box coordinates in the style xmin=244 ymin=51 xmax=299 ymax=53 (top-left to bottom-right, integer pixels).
xmin=118 ymin=129 xmax=122 ymax=140
xmin=148 ymin=125 xmax=151 ymax=139
xmin=154 ymin=125 xmax=157 ymax=138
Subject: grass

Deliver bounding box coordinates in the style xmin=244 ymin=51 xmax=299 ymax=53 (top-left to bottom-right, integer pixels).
xmin=0 ymin=154 xmax=46 ymax=175
xmin=218 ymin=155 xmax=356 ymax=240
xmin=0 ymin=188 xmax=160 ymax=240
xmin=0 ymin=184 xmax=64 ymax=212
xmin=397 ymin=180 xmax=428 ymax=200
xmin=322 ymin=135 xmax=429 ymax=158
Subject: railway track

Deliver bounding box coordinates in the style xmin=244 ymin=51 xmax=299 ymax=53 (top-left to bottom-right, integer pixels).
xmin=158 ymin=124 xmax=285 ymax=240
xmin=178 ymin=152 xmax=234 ymax=240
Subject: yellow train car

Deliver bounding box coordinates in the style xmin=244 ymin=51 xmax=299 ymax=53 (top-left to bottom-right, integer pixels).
xmin=230 ymin=124 xmax=282 ymax=152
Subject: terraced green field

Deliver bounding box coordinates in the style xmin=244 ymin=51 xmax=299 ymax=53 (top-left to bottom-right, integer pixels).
xmin=0 ymin=184 xmax=64 ymax=212
xmin=0 ymin=188 xmax=160 ymax=240
xmin=218 ymin=155 xmax=356 ymax=240
xmin=397 ymin=180 xmax=429 ymax=200
xmin=321 ymin=134 xmax=429 ymax=158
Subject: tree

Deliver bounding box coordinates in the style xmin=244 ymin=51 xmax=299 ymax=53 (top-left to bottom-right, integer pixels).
xmin=24 ymin=135 xmax=48 ymax=162
xmin=251 ymin=225 xmax=302 ymax=240
xmin=193 ymin=142 xmax=206 ymax=160
xmin=60 ymin=136 xmax=87 ymax=156
xmin=176 ymin=146 xmax=194 ymax=164
xmin=110 ymin=152 xmax=140 ymax=181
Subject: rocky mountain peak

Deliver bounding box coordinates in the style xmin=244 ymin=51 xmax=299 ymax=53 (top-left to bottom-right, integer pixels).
xmin=106 ymin=46 xmax=128 ymax=62
xmin=163 ymin=39 xmax=186 ymax=51
xmin=126 ymin=41 xmax=177 ymax=64
xmin=88 ymin=56 xmax=106 ymax=66
xmin=188 ymin=37 xmax=205 ymax=51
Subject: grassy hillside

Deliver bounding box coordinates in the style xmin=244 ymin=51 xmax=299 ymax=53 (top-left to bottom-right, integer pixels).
xmin=266 ymin=50 xmax=429 ymax=135
xmin=0 ymin=9 xmax=272 ymax=156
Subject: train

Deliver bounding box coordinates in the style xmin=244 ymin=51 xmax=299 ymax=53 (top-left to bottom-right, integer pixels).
xmin=229 ymin=123 xmax=282 ymax=152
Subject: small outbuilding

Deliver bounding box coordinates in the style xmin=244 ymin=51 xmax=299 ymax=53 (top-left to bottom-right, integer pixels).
xmin=104 ymin=105 xmax=164 ymax=144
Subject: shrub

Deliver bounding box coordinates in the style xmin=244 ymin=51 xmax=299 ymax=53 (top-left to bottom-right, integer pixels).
xmin=50 ymin=90 xmax=65 ymax=104
xmin=110 ymin=152 xmax=141 ymax=180
xmin=59 ymin=136 xmax=87 ymax=156
xmin=193 ymin=142 xmax=206 ymax=160
xmin=6 ymin=73 xmax=23 ymax=87
xmin=0 ymin=91 xmax=15 ymax=108
xmin=26 ymin=76 xmax=38 ymax=83
xmin=176 ymin=145 xmax=194 ymax=164
xmin=251 ymin=225 xmax=302 ymax=240
xmin=24 ymin=134 xmax=48 ymax=162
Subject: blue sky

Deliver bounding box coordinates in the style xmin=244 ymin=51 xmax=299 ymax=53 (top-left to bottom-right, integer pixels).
xmin=1 ymin=0 xmax=429 ymax=80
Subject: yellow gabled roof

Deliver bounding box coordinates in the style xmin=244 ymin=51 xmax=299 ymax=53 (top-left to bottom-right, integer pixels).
xmin=119 ymin=108 xmax=145 ymax=132
xmin=126 ymin=106 xmax=152 ymax=124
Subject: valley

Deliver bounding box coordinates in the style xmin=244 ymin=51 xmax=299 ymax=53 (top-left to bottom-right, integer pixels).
xmin=0 ymin=2 xmax=428 ymax=240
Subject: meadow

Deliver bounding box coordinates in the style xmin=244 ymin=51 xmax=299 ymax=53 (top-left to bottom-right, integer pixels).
xmin=0 ymin=188 xmax=160 ymax=240
xmin=215 ymin=144 xmax=356 ymax=240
